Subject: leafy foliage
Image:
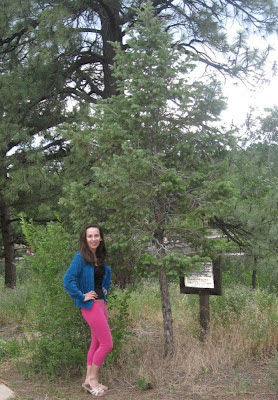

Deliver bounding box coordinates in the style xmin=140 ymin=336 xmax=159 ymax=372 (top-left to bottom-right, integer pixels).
xmin=19 ymin=217 xmax=131 ymax=378
xmin=20 ymin=217 xmax=87 ymax=378
xmin=0 ymin=337 xmax=22 ymax=362
xmin=217 ymin=108 xmax=278 ymax=288
xmin=58 ymin=2 xmax=240 ymax=357
xmin=60 ymin=3 xmax=235 ymax=279
xmin=105 ymin=287 xmax=132 ymax=364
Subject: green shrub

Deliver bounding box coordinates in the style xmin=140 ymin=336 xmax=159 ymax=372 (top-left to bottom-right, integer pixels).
xmin=19 ymin=217 xmax=131 ymax=379
xmin=0 ymin=337 xmax=22 ymax=361
xmin=221 ymin=256 xmax=252 ymax=287
xmin=20 ymin=218 xmax=88 ymax=378
xmin=106 ymin=287 xmax=132 ymax=364
xmin=221 ymin=255 xmax=278 ymax=294
xmin=211 ymin=285 xmax=278 ymax=324
xmin=137 ymin=374 xmax=152 ymax=391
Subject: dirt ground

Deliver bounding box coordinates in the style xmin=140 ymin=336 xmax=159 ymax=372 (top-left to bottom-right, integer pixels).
xmin=1 ymin=357 xmax=278 ymax=400
xmin=1 ymin=323 xmax=278 ymax=400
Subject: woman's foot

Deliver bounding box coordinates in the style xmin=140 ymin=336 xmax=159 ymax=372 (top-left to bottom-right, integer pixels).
xmin=87 ymin=378 xmax=108 ymax=391
xmin=98 ymin=383 xmax=108 ymax=391
xmin=82 ymin=382 xmax=105 ymax=396
xmin=82 ymin=382 xmax=91 ymax=391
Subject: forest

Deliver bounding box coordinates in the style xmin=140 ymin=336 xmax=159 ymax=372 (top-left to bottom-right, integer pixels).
xmin=1 ymin=1 xmax=278 ymax=399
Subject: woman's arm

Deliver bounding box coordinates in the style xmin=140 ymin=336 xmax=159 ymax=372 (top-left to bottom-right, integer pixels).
xmin=63 ymin=252 xmax=85 ymax=302
xmin=102 ymin=265 xmax=112 ymax=293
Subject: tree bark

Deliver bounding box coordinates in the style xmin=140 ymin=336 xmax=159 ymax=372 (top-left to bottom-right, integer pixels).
xmin=159 ymin=268 xmax=174 ymax=357
xmin=153 ymin=203 xmax=174 ymax=357
xmin=252 ymin=256 xmax=257 ymax=290
xmin=0 ymin=197 xmax=16 ymax=288
xmin=99 ymin=1 xmax=122 ymax=98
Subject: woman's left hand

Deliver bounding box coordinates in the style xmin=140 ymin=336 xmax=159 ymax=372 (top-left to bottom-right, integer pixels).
xmin=103 ymin=288 xmax=107 ymax=296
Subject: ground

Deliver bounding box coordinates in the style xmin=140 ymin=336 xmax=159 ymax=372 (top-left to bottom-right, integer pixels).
xmin=1 ymin=324 xmax=278 ymax=400
xmin=1 ymin=357 xmax=278 ymax=400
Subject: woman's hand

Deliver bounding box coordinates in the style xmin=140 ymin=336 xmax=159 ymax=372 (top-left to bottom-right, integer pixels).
xmin=103 ymin=288 xmax=107 ymax=296
xmin=83 ymin=291 xmax=98 ymax=301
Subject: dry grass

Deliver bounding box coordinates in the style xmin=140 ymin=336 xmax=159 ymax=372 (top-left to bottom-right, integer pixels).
xmin=101 ymin=282 xmax=278 ymax=392
xmin=1 ymin=280 xmax=278 ymax=399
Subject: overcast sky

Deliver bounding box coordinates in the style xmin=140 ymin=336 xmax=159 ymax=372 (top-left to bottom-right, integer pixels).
xmin=221 ymin=33 xmax=278 ymax=127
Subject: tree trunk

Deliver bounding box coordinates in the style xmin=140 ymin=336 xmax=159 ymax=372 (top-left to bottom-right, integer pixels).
xmin=99 ymin=1 xmax=122 ymax=98
xmin=0 ymin=197 xmax=16 ymax=288
xmin=159 ymin=268 xmax=174 ymax=357
xmin=153 ymin=208 xmax=174 ymax=357
xmin=252 ymin=256 xmax=257 ymax=290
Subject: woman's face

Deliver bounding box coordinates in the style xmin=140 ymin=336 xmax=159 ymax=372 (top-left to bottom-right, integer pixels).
xmin=86 ymin=227 xmax=102 ymax=254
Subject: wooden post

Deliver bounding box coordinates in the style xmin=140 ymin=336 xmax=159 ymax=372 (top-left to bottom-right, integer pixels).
xmin=199 ymin=294 xmax=210 ymax=342
xmin=180 ymin=257 xmax=222 ymax=342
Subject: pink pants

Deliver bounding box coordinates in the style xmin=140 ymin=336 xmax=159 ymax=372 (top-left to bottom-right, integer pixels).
xmin=81 ymin=300 xmax=113 ymax=366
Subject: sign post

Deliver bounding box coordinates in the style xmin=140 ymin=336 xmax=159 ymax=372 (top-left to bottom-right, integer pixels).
xmin=199 ymin=294 xmax=210 ymax=342
xmin=180 ymin=256 xmax=222 ymax=341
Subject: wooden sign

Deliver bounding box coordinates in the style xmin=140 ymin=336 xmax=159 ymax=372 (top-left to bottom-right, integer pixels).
xmin=180 ymin=256 xmax=222 ymax=341
xmin=180 ymin=255 xmax=222 ymax=296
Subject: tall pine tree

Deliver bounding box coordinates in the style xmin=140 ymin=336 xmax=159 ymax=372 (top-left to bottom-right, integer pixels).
xmin=60 ymin=2 xmax=236 ymax=356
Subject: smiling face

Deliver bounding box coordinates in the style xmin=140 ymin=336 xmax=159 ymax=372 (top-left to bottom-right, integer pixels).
xmin=86 ymin=227 xmax=102 ymax=254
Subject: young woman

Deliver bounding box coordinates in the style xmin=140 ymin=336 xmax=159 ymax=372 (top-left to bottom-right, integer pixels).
xmin=63 ymin=224 xmax=113 ymax=397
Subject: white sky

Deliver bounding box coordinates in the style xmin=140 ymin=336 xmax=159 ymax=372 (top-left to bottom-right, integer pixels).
xmin=222 ymin=72 xmax=278 ymax=127
xmin=221 ymin=34 xmax=278 ymax=127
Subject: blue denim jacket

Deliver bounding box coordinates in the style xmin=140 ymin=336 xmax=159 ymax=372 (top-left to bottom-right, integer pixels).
xmin=63 ymin=251 xmax=112 ymax=310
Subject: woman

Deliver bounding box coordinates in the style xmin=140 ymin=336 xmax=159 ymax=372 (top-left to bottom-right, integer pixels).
xmin=63 ymin=224 xmax=113 ymax=397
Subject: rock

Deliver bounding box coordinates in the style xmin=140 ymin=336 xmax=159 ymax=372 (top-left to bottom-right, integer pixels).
xmin=0 ymin=384 xmax=15 ymax=400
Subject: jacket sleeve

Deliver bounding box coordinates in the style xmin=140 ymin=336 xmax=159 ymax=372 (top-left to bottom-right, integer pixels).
xmin=103 ymin=265 xmax=112 ymax=293
xmin=63 ymin=252 xmax=85 ymax=302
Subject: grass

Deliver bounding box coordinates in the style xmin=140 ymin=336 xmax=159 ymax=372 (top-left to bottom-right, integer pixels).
xmin=0 ymin=277 xmax=31 ymax=326
xmin=101 ymin=281 xmax=278 ymax=391
xmin=1 ymin=276 xmax=278 ymax=395
xmin=268 ymin=351 xmax=278 ymax=394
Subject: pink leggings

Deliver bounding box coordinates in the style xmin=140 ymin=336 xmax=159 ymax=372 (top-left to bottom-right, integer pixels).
xmin=81 ymin=300 xmax=113 ymax=366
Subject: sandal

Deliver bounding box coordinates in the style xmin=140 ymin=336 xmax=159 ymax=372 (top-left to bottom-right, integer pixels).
xmin=99 ymin=384 xmax=108 ymax=391
xmin=82 ymin=383 xmax=105 ymax=397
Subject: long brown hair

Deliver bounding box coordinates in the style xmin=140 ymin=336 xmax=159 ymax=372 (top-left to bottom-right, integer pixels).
xmin=79 ymin=223 xmax=107 ymax=266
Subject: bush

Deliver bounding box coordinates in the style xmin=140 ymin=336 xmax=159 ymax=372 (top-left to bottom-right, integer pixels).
xmin=20 ymin=218 xmax=88 ymax=379
xmin=19 ymin=218 xmax=131 ymax=379
xmin=106 ymin=286 xmax=132 ymax=364
xmin=0 ymin=337 xmax=22 ymax=361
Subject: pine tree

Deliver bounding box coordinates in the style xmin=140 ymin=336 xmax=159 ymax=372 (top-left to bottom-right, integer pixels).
xmin=0 ymin=0 xmax=76 ymax=287
xmin=1 ymin=0 xmax=277 ymax=290
xmin=1 ymin=0 xmax=277 ymax=103
xmin=226 ymin=107 xmax=278 ymax=289
xmin=60 ymin=2 xmax=236 ymax=356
